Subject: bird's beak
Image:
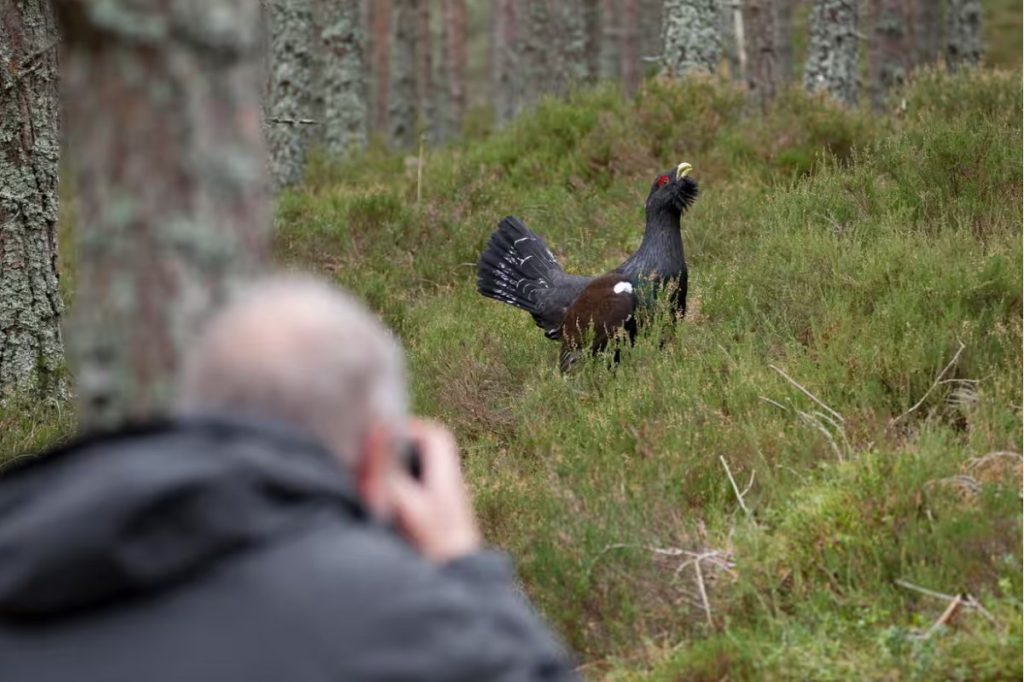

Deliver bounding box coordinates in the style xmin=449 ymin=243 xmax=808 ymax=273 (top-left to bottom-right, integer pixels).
xmin=676 ymin=162 xmax=693 ymax=179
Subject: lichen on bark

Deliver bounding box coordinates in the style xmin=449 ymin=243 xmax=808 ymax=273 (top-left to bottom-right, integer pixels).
xmin=660 ymin=0 xmax=722 ymax=78
xmin=267 ymin=0 xmax=316 ymax=188
xmin=803 ymin=0 xmax=859 ymax=106
xmin=387 ymin=0 xmax=417 ymax=149
xmin=315 ymin=0 xmax=368 ymax=158
xmin=946 ymin=0 xmax=982 ymax=72
xmin=55 ymin=0 xmax=270 ymax=430
xmin=0 ymin=0 xmax=67 ymax=402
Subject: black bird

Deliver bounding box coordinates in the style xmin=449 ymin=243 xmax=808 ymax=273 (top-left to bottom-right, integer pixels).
xmin=477 ymin=162 xmax=699 ymax=370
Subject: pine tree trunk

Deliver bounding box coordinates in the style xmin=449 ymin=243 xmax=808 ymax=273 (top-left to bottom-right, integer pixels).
xmin=0 ymin=0 xmax=66 ymax=402
xmin=720 ymin=0 xmax=740 ymax=81
xmin=556 ymin=0 xmax=588 ymax=94
xmin=744 ymin=0 xmax=780 ymax=109
xmin=388 ymin=0 xmax=418 ymax=148
xmin=868 ymin=0 xmax=908 ymax=109
xmin=267 ymin=0 xmax=316 ymax=188
xmin=638 ymin=0 xmax=664 ymax=64
xmin=909 ymin=0 xmax=942 ymax=67
xmin=55 ymin=0 xmax=270 ymax=430
xmin=945 ymin=0 xmax=982 ymax=71
xmin=518 ymin=0 xmax=553 ymax=112
xmin=370 ymin=0 xmax=391 ymax=135
xmin=415 ymin=0 xmax=434 ymax=142
xmin=621 ymin=0 xmax=641 ymax=94
xmin=315 ymin=0 xmax=368 ymax=158
xmin=492 ymin=0 xmax=518 ymax=127
xmin=661 ymin=0 xmax=722 ymax=78
xmin=777 ymin=0 xmax=797 ymax=82
xmin=582 ymin=0 xmax=601 ymax=82
xmin=803 ymin=0 xmax=859 ymax=106
xmin=441 ymin=0 xmax=467 ymax=139
xmin=598 ymin=0 xmax=621 ymax=82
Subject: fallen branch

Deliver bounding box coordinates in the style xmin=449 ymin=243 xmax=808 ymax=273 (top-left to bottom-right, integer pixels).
xmin=720 ymin=455 xmax=753 ymax=517
xmin=770 ymin=365 xmax=844 ymax=424
xmin=889 ymin=339 xmax=966 ymax=428
xmin=894 ymin=579 xmax=997 ymax=625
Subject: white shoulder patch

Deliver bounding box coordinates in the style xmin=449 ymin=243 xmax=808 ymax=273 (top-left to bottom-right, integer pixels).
xmin=613 ymin=281 xmax=633 ymax=295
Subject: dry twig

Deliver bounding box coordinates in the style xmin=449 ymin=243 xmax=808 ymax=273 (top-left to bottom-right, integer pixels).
xmin=889 ymin=339 xmax=966 ymax=428
xmin=720 ymin=455 xmax=754 ymax=517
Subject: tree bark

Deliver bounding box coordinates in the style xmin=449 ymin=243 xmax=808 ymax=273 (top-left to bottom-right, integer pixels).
xmin=440 ymin=0 xmax=467 ymax=140
xmin=55 ymin=0 xmax=270 ymax=430
xmin=598 ymin=0 xmax=621 ymax=82
xmin=945 ymin=0 xmax=982 ymax=71
xmin=621 ymin=0 xmax=641 ymax=93
xmin=803 ymin=0 xmax=859 ymax=106
xmin=582 ymin=0 xmax=601 ymax=82
xmin=415 ymin=0 xmax=433 ymax=141
xmin=369 ymin=0 xmax=391 ymax=135
xmin=0 ymin=0 xmax=66 ymax=402
xmin=267 ymin=0 xmax=316 ymax=188
xmin=315 ymin=0 xmax=368 ymax=158
xmin=909 ymin=0 xmax=941 ymax=67
xmin=660 ymin=0 xmax=722 ymax=78
xmin=743 ymin=0 xmax=780 ymax=109
xmin=556 ymin=0 xmax=588 ymax=94
xmin=868 ymin=0 xmax=908 ymax=109
xmin=388 ymin=0 xmax=418 ymax=149
xmin=492 ymin=0 xmax=518 ymax=127
xmin=777 ymin=0 xmax=797 ymax=82
xmin=517 ymin=0 xmax=554 ymax=112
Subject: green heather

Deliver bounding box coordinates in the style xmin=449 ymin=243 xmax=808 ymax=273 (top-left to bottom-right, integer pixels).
xmin=3 ymin=66 xmax=1022 ymax=682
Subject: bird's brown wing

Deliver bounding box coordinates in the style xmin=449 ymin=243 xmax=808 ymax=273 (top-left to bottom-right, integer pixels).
xmin=559 ymin=275 xmax=637 ymax=372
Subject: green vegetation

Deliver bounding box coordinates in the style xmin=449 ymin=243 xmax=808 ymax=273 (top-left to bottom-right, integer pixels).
xmin=3 ymin=67 xmax=1021 ymax=682
xmin=283 ymin=68 xmax=1023 ymax=679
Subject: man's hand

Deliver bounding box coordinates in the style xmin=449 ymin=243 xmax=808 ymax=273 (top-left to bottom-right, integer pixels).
xmin=389 ymin=420 xmax=482 ymax=564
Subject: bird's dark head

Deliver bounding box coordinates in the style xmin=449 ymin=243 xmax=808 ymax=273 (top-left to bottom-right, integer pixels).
xmin=646 ymin=162 xmax=699 ymax=217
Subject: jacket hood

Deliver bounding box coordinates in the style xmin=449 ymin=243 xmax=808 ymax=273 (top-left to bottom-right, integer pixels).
xmin=0 ymin=416 xmax=365 ymax=620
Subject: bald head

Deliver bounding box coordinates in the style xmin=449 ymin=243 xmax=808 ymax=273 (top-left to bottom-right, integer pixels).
xmin=177 ymin=276 xmax=407 ymax=464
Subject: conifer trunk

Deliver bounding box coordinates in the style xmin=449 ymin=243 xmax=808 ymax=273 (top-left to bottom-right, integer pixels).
xmin=315 ymin=0 xmax=368 ymax=158
xmin=743 ymin=0 xmax=781 ymax=109
xmin=945 ymin=0 xmax=982 ymax=71
xmin=492 ymin=0 xmax=518 ymax=127
xmin=55 ymin=0 xmax=270 ymax=430
xmin=777 ymin=0 xmax=797 ymax=82
xmin=441 ymin=0 xmax=467 ymax=139
xmin=803 ymin=0 xmax=859 ymax=106
xmin=0 ymin=0 xmax=66 ymax=402
xmin=660 ymin=0 xmax=722 ymax=78
xmin=868 ymin=0 xmax=909 ymax=108
xmin=620 ymin=0 xmax=641 ymax=94
xmin=415 ymin=0 xmax=434 ymax=142
xmin=909 ymin=0 xmax=942 ymax=66
xmin=267 ymin=0 xmax=316 ymax=188
xmin=556 ymin=0 xmax=588 ymax=94
xmin=598 ymin=0 xmax=621 ymax=82
xmin=582 ymin=0 xmax=601 ymax=82
xmin=388 ymin=0 xmax=418 ymax=148
xmin=370 ymin=0 xmax=391 ymax=135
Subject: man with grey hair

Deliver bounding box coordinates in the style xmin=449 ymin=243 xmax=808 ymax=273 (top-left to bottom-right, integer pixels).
xmin=0 ymin=276 xmax=578 ymax=681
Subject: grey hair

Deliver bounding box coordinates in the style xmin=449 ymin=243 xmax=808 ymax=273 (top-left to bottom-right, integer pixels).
xmin=177 ymin=275 xmax=407 ymax=463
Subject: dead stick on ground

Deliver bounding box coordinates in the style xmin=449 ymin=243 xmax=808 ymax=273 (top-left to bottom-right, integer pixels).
xmin=692 ymin=557 xmax=713 ymax=627
xmin=720 ymin=456 xmax=752 ymax=517
xmin=889 ymin=339 xmax=966 ymax=428
xmin=894 ymin=579 xmax=997 ymax=625
xmin=770 ymin=365 xmax=844 ymax=423
xmin=918 ymin=594 xmax=963 ymax=640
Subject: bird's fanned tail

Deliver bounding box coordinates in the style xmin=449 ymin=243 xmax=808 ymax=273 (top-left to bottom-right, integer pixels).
xmin=477 ymin=216 xmax=566 ymax=328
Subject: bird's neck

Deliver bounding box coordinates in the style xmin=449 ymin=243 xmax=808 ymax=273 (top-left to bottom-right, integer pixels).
xmin=620 ymin=208 xmax=684 ymax=278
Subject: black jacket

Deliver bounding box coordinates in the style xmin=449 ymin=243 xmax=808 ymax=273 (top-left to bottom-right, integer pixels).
xmin=0 ymin=417 xmax=577 ymax=681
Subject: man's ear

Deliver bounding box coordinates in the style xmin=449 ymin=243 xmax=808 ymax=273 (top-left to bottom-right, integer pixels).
xmin=356 ymin=422 xmax=395 ymax=518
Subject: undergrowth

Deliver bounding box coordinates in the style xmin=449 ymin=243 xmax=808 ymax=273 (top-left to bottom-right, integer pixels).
xmin=2 ymin=67 xmax=1021 ymax=680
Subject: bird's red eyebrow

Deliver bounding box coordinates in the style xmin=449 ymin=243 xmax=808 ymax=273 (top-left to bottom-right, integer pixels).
xmin=657 ymin=175 xmax=670 ymax=187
